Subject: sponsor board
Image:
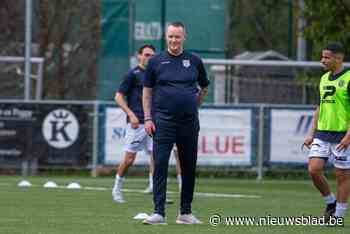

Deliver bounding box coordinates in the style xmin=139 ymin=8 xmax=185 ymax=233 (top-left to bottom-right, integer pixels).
xmin=103 ymin=107 xmax=252 ymax=166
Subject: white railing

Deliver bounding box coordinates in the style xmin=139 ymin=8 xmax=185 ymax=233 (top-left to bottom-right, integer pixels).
xmin=203 ymin=59 xmax=350 ymax=67
xmin=0 ymin=56 xmax=45 ymax=100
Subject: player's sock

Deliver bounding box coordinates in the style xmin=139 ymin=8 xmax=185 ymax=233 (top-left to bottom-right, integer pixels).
xmin=335 ymin=202 xmax=347 ymax=217
xmin=324 ymin=193 xmax=336 ymax=204
xmin=177 ymin=174 xmax=182 ymax=191
xmin=114 ymin=174 xmax=124 ymax=191
xmin=149 ymin=173 xmax=153 ymax=190
xmin=112 ymin=174 xmax=125 ymax=203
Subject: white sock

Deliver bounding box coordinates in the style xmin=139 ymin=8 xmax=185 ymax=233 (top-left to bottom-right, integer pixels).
xmin=335 ymin=202 xmax=347 ymax=217
xmin=324 ymin=193 xmax=336 ymax=205
xmin=177 ymin=174 xmax=182 ymax=190
xmin=149 ymin=174 xmax=153 ymax=189
xmin=114 ymin=174 xmax=124 ymax=191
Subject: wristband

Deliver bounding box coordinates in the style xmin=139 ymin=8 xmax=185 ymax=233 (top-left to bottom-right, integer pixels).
xmin=144 ymin=118 xmax=152 ymax=122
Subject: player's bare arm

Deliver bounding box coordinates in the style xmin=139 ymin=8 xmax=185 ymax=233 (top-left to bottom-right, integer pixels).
xmin=303 ymin=106 xmax=320 ymax=148
xmin=142 ymin=87 xmax=156 ymax=136
xmin=115 ymin=92 xmax=139 ymax=129
xmin=337 ymin=125 xmax=350 ymax=152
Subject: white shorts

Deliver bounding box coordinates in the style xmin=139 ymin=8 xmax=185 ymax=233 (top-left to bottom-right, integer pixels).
xmin=123 ymin=124 xmax=152 ymax=154
xmin=308 ymin=138 xmax=350 ymax=169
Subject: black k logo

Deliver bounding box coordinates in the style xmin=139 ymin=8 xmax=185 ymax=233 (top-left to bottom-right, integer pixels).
xmin=49 ymin=121 xmax=72 ymax=142
xmin=43 ymin=109 xmax=79 ymax=149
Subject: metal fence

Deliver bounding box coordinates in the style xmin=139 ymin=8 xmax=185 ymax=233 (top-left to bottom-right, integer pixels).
xmin=204 ymin=59 xmax=350 ymax=105
xmin=0 ymin=100 xmax=319 ymax=180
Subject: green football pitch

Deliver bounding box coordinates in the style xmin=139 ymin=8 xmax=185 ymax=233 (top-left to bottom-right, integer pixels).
xmin=0 ymin=176 xmax=348 ymax=234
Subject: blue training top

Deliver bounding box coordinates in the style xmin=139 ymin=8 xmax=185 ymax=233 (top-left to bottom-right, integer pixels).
xmin=118 ymin=65 xmax=145 ymax=123
xmin=143 ymin=50 xmax=210 ymax=115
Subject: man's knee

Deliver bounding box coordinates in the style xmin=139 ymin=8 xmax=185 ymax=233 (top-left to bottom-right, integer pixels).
xmin=154 ymin=160 xmax=168 ymax=171
xmin=124 ymin=153 xmax=136 ymax=166
xmin=308 ymin=164 xmax=324 ymax=177
xmin=308 ymin=158 xmax=326 ymax=177
xmin=309 ymin=169 xmax=321 ymax=178
xmin=335 ymin=169 xmax=350 ymax=182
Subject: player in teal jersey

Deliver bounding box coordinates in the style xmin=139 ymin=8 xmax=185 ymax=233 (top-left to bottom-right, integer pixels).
xmin=304 ymin=42 xmax=350 ymax=222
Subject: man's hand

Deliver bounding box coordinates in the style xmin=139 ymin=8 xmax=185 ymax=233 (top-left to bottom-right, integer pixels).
xmin=196 ymin=94 xmax=203 ymax=106
xmin=336 ymin=135 xmax=350 ymax=152
xmin=303 ymin=135 xmax=314 ymax=149
xmin=145 ymin=120 xmax=156 ymax=137
xmin=197 ymin=87 xmax=208 ymax=106
xmin=129 ymin=114 xmax=139 ymax=129
xmin=302 ymin=107 xmax=318 ymax=151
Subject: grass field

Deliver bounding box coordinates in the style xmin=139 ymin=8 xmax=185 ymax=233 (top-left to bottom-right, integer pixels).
xmin=0 ymin=176 xmax=348 ymax=234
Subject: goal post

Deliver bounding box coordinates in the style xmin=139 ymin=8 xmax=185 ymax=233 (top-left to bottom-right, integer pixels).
xmin=0 ymin=56 xmax=45 ymax=100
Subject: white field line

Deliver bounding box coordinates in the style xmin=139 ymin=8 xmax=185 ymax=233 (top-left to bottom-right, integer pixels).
xmin=194 ymin=192 xmax=260 ymax=198
xmin=2 ymin=181 xmax=262 ymax=199
xmin=122 ymin=189 xmax=261 ymax=198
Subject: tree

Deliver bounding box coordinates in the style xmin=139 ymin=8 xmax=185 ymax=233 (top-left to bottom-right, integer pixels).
xmin=0 ymin=1 xmax=25 ymax=98
xmin=227 ymin=0 xmax=295 ymax=57
xmin=0 ymin=0 xmax=100 ymax=100
xmin=303 ymin=0 xmax=350 ymax=59
xmin=38 ymin=0 xmax=100 ymax=99
xmin=0 ymin=0 xmax=24 ymax=56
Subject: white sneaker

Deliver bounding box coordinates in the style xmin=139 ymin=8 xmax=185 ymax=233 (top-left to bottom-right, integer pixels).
xmin=142 ymin=213 xmax=167 ymax=225
xmin=143 ymin=186 xmax=153 ymax=194
xmin=176 ymin=214 xmax=203 ymax=224
xmin=112 ymin=189 xmax=125 ymax=203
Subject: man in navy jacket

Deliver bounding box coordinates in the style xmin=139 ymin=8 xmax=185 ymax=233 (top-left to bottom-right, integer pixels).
xmin=142 ymin=21 xmax=209 ymax=225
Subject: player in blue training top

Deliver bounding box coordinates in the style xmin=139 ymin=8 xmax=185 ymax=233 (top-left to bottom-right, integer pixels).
xmin=142 ymin=21 xmax=210 ymax=225
xmin=112 ymin=44 xmax=156 ymax=203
